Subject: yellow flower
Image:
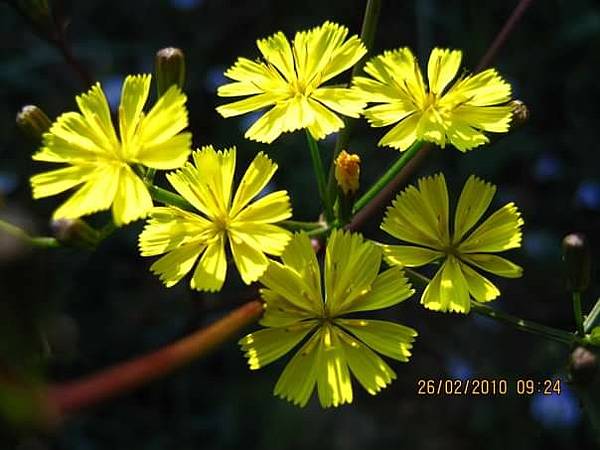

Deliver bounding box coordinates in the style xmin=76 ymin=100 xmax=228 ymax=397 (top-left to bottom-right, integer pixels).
xmin=240 ymin=230 xmax=417 ymax=408
xmin=334 ymin=150 xmax=361 ymax=195
xmin=216 ymin=21 xmax=367 ymax=143
xmin=353 ymin=48 xmax=513 ymax=152
xmin=30 ymin=74 xmax=191 ymax=225
xmin=139 ymin=146 xmax=292 ymax=292
xmin=381 ymin=173 xmax=523 ymax=313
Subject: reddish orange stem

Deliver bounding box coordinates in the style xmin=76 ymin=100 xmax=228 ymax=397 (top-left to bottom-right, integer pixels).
xmin=46 ymin=300 xmax=263 ymax=418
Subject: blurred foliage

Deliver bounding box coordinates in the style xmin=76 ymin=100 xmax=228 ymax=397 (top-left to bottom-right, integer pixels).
xmin=1 ymin=0 xmax=600 ymax=448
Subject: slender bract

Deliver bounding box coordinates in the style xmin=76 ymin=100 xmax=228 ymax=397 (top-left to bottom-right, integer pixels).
xmin=216 ymin=21 xmax=368 ymax=143
xmin=240 ymin=231 xmax=417 ymax=408
xmin=30 ymin=74 xmax=192 ymax=225
xmin=381 ymin=173 xmax=523 ymax=313
xmin=354 ymin=48 xmax=512 ymax=151
xmin=138 ymin=146 xmax=292 ymax=292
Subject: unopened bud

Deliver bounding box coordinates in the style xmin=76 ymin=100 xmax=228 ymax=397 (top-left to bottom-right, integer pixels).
xmin=569 ymin=346 xmax=598 ymax=386
xmin=335 ymin=150 xmax=360 ymax=196
xmin=16 ymin=105 xmax=52 ymax=143
xmin=510 ymin=100 xmax=529 ymax=128
xmin=155 ymin=47 xmax=186 ymax=96
xmin=51 ymin=218 xmax=100 ymax=250
xmin=562 ymin=232 xmax=591 ymax=292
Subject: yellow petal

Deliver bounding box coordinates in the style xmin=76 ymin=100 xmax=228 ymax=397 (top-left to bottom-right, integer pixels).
xmin=191 ymin=235 xmax=227 ymax=292
xmin=216 ymin=92 xmax=282 ymax=118
xmin=316 ymin=325 xmax=353 ymax=408
xmin=459 ymin=202 xmax=524 ymax=253
xmin=336 ymin=327 xmax=396 ymax=395
xmin=138 ymin=206 xmax=214 ymax=256
xmin=447 ymin=68 xmax=511 ymax=106
xmin=228 ymin=230 xmax=270 ymax=284
xmin=319 ymin=33 xmax=366 ymax=84
xmin=138 ymin=85 xmax=189 ymax=149
xmin=149 ymin=241 xmax=205 ymax=288
xmin=377 ymin=112 xmax=421 ymax=150
xmin=380 ymin=177 xmax=445 ymax=249
xmin=239 ymin=321 xmax=317 ymax=370
xmin=30 ymin=164 xmax=95 ymax=199
xmin=417 ymin=173 xmax=450 ymax=244
xmin=336 ymin=266 xmax=414 ymax=315
xmin=421 ymin=256 xmax=471 ymax=313
xmin=274 ymin=330 xmax=321 ymax=407
xmin=382 ymin=244 xmax=442 ymax=267
xmin=454 ymin=175 xmax=496 ymax=242
xmin=427 ymin=48 xmax=462 ymax=95
xmin=445 ymin=119 xmax=490 ymax=152
xmin=362 ymin=102 xmax=415 ymax=127
xmin=451 ymin=105 xmax=512 ymax=133
xmin=311 ymin=87 xmax=366 ymax=118
xmin=230 ymin=151 xmax=277 ymax=216
xmin=243 ymin=103 xmax=287 ymax=143
xmin=336 ymin=319 xmax=417 ymax=362
xmin=51 ymin=164 xmax=121 ymax=220
xmin=461 ymin=253 xmax=523 ymax=278
xmin=118 ymin=74 xmax=151 ymax=151
xmin=136 ymin=132 xmax=192 ymax=170
xmin=111 ymin=166 xmax=153 ymax=225
xmin=228 ymin=222 xmax=291 ymax=256
xmin=325 ymin=230 xmax=381 ymax=316
xmin=460 ymin=261 xmax=500 ymax=302
xmin=75 ymin=83 xmax=119 ymax=151
xmin=256 ymin=30 xmax=296 ymax=82
xmin=305 ymin=98 xmax=345 ymax=140
xmin=260 ymin=288 xmax=316 ymax=327
xmin=233 ymin=190 xmax=291 ymax=223
xmin=218 ymin=57 xmax=287 ymax=93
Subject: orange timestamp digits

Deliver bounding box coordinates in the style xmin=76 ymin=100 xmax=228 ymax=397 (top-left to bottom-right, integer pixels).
xmin=416 ymin=378 xmax=562 ymax=396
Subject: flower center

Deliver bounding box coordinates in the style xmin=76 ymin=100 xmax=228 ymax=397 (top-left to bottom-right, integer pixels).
xmin=213 ymin=214 xmax=230 ymax=233
xmin=290 ymin=79 xmax=309 ymax=97
xmin=423 ymin=91 xmax=438 ymax=109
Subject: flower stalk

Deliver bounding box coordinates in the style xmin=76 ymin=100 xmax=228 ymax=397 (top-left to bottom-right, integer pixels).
xmin=306 ymin=131 xmax=334 ymax=223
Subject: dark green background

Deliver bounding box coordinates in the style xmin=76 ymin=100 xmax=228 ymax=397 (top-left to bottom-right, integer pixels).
xmin=1 ymin=0 xmax=600 ymax=448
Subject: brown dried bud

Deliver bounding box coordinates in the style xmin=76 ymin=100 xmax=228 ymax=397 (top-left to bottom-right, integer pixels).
xmin=569 ymin=346 xmax=598 ymax=386
xmin=155 ymin=47 xmax=186 ymax=96
xmin=562 ymin=232 xmax=591 ymax=292
xmin=51 ymin=218 xmax=100 ymax=250
xmin=16 ymin=105 xmax=51 ymax=144
xmin=334 ymin=150 xmax=361 ymax=196
xmin=510 ymin=100 xmax=529 ymax=128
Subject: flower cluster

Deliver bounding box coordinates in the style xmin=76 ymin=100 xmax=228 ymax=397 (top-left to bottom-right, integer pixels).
xmin=27 ymin=20 xmax=524 ymax=409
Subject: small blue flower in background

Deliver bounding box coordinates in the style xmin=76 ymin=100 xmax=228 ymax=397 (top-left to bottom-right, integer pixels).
xmin=530 ymin=384 xmax=581 ymax=429
xmin=445 ymin=356 xmax=473 ymax=380
xmin=204 ymin=66 xmax=227 ymax=92
xmin=533 ymin=153 xmax=562 ymax=182
xmin=170 ymin=0 xmax=204 ymax=10
xmin=575 ymin=180 xmax=600 ymax=210
xmin=239 ymin=111 xmax=263 ymax=133
xmin=101 ymin=75 xmax=124 ymax=112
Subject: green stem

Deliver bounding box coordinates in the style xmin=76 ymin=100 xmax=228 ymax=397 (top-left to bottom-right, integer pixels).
xmin=584 ymin=297 xmax=600 ymax=334
xmin=404 ymin=268 xmax=580 ymax=346
xmin=326 ymin=0 xmax=382 ymax=203
xmin=306 ymin=130 xmax=334 ymax=223
xmin=352 ymin=140 xmax=422 ymax=214
xmin=148 ymin=185 xmax=193 ymax=210
xmin=281 ymin=220 xmax=324 ymax=232
xmin=573 ymin=291 xmax=585 ymax=336
xmin=0 ymin=219 xmax=60 ymax=249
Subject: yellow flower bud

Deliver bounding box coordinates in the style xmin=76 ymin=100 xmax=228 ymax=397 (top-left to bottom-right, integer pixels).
xmin=335 ymin=150 xmax=360 ymax=195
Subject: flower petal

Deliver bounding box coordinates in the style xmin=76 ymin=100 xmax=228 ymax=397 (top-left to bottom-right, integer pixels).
xmin=138 ymin=206 xmax=214 ymax=256
xmin=453 ymin=175 xmax=496 ymax=242
xmin=30 ymin=164 xmax=95 ymax=199
xmin=445 ymin=119 xmax=490 ymax=152
xmin=316 ymin=325 xmax=353 ymax=408
xmin=260 ymin=288 xmax=316 ymax=327
xmin=446 ymin=68 xmax=511 ymax=106
xmin=190 ymin=235 xmax=227 ymax=292
xmin=149 ymin=241 xmax=205 ymax=288
xmin=380 ymin=176 xmax=447 ymax=249
xmin=382 ymin=244 xmax=443 ymax=267
xmin=461 ymin=253 xmax=523 ymax=278
xmin=244 ymin=103 xmax=288 ymax=143
xmin=51 ymin=164 xmax=121 ymax=220
xmin=118 ymin=74 xmax=151 ymax=152
xmin=279 ymin=232 xmax=322 ymax=304
xmin=336 ymin=319 xmax=417 ymax=362
xmin=362 ymin=102 xmax=415 ymax=127
xmin=335 ymin=327 xmax=396 ymax=395
xmin=256 ymin=30 xmax=296 ymax=82
xmin=229 ymin=222 xmax=291 ymax=256
xmin=111 ymin=166 xmax=153 ymax=225
xmin=233 ymin=190 xmax=292 ymax=223
xmin=459 ymin=202 xmax=524 ymax=253
xmin=219 ymin=57 xmax=287 ymax=92
xmin=421 ymin=256 xmax=471 ymax=313
xmin=325 ymin=230 xmax=381 ymax=316
xmin=230 ymin=151 xmax=277 ymax=216
xmin=135 ymin=132 xmax=192 ymax=170
xmin=337 ymin=266 xmax=414 ymax=315
xmin=239 ymin=321 xmax=318 ymax=370
xmin=216 ymin=92 xmax=282 ymax=118
xmin=229 ymin=230 xmax=270 ymax=284
xmin=311 ymin=87 xmax=366 ymax=118
xmin=417 ymin=173 xmax=450 ymax=244
xmin=75 ymin=83 xmax=119 ymax=150
xmin=451 ymin=105 xmax=512 ymax=133
xmin=460 ymin=261 xmax=500 ymax=302
xmin=427 ymin=48 xmax=462 ymax=95
xmin=274 ymin=330 xmax=321 ymax=407
xmin=377 ymin=112 xmax=421 ymax=151
xmin=305 ymin=98 xmax=345 ymax=140
xmin=318 ymin=30 xmax=366 ymax=83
